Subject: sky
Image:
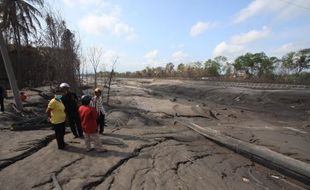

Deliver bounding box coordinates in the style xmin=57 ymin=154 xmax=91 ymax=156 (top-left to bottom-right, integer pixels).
xmin=46 ymin=0 xmax=310 ymax=72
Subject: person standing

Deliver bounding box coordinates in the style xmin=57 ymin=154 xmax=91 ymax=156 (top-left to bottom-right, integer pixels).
xmin=59 ymin=83 xmax=84 ymax=138
xmin=90 ymin=88 xmax=106 ymax=134
xmin=79 ymin=95 xmax=104 ymax=152
xmin=0 ymin=85 xmax=6 ymax=113
xmin=46 ymin=88 xmax=66 ymax=150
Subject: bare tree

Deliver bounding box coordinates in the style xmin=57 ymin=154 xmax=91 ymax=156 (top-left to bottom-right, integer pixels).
xmin=79 ymin=54 xmax=87 ymax=85
xmin=87 ymin=46 xmax=103 ymax=88
xmin=38 ymin=12 xmax=81 ymax=88
xmin=107 ymin=57 xmax=118 ymax=105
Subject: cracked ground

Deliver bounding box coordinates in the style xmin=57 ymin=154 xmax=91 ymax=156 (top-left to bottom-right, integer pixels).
xmin=0 ymin=79 xmax=309 ymax=190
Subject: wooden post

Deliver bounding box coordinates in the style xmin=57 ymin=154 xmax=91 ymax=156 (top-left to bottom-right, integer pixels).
xmin=0 ymin=33 xmax=23 ymax=111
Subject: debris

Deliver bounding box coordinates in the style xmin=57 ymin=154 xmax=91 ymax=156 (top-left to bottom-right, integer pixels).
xmin=171 ymin=98 xmax=177 ymax=102
xmin=221 ymin=172 xmax=227 ymax=179
xmin=234 ymin=96 xmax=241 ymax=102
xmin=228 ymin=114 xmax=237 ymax=119
xmin=11 ymin=116 xmax=50 ymax=131
xmin=271 ymin=175 xmax=280 ymax=180
xmin=290 ymin=106 xmax=295 ymax=108
xmin=242 ymin=177 xmax=250 ymax=182
xmin=209 ymin=110 xmax=219 ymax=120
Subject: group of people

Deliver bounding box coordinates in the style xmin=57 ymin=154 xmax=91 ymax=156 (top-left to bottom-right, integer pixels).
xmin=46 ymin=83 xmax=106 ymax=152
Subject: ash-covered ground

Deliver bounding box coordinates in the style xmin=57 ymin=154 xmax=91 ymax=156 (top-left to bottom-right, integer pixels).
xmin=0 ymin=78 xmax=309 ymax=190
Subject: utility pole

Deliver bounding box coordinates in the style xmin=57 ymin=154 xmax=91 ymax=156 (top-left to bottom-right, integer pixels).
xmin=0 ymin=33 xmax=23 ymax=111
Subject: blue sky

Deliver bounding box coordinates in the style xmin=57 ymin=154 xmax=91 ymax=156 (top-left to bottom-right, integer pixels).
xmin=46 ymin=0 xmax=310 ymax=72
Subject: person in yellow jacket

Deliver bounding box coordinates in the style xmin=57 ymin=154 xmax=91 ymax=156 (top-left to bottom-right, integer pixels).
xmin=46 ymin=88 xmax=66 ymax=149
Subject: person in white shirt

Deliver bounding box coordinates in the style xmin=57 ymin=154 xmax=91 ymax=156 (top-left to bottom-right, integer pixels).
xmin=90 ymin=88 xmax=106 ymax=134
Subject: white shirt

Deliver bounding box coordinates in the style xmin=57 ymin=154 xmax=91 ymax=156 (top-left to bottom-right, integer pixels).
xmin=90 ymin=96 xmax=106 ymax=114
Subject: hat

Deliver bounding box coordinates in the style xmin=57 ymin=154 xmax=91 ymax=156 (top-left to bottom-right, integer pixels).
xmin=94 ymin=88 xmax=101 ymax=93
xmin=81 ymin=95 xmax=92 ymax=105
xmin=59 ymin=83 xmax=70 ymax=88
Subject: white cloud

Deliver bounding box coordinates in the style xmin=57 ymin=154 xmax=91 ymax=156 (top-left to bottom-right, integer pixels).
xmin=79 ymin=14 xmax=134 ymax=39
xmin=273 ymin=43 xmax=295 ymax=54
xmin=234 ymin=0 xmax=310 ymax=23
xmin=171 ymin=51 xmax=189 ymax=63
xmin=190 ymin=22 xmax=214 ymax=37
xmin=83 ymin=47 xmax=120 ymax=73
xmin=144 ymin=50 xmax=159 ymax=60
xmin=213 ymin=42 xmax=244 ymax=58
xmin=144 ymin=50 xmax=166 ymax=68
xmin=101 ymin=50 xmax=120 ymax=70
xmin=231 ymin=26 xmax=271 ymax=45
xmin=213 ymin=26 xmax=271 ymax=58
xmin=271 ymin=43 xmax=308 ymax=57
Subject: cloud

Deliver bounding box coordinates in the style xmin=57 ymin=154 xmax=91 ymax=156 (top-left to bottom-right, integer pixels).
xmin=79 ymin=14 xmax=134 ymax=39
xmin=213 ymin=42 xmax=244 ymax=58
xmin=98 ymin=50 xmax=120 ymax=71
xmin=234 ymin=0 xmax=310 ymax=23
xmin=144 ymin=50 xmax=159 ymax=59
xmin=190 ymin=22 xmax=214 ymax=37
xmin=144 ymin=50 xmax=166 ymax=68
xmin=231 ymin=26 xmax=271 ymax=45
xmin=271 ymin=43 xmax=308 ymax=57
xmin=171 ymin=51 xmax=189 ymax=63
xmin=213 ymin=26 xmax=271 ymax=57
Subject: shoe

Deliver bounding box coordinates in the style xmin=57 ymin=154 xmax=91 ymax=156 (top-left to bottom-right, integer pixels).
xmin=73 ymin=135 xmax=79 ymax=139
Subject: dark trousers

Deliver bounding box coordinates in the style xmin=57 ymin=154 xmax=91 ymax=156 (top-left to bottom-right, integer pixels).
xmin=97 ymin=113 xmax=105 ymax=133
xmin=53 ymin=122 xmax=66 ymax=149
xmin=68 ymin=113 xmax=84 ymax=137
xmin=0 ymin=98 xmax=4 ymax=112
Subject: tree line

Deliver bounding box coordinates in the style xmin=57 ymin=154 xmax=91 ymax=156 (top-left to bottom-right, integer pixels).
xmin=115 ymin=49 xmax=310 ymax=84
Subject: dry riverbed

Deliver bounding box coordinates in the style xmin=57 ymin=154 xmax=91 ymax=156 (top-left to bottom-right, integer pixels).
xmin=0 ymin=78 xmax=309 ymax=190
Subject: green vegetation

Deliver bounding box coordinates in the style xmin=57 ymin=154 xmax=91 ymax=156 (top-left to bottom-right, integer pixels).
xmin=115 ymin=49 xmax=310 ymax=84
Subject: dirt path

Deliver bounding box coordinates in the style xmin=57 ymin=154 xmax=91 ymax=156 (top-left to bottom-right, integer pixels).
xmin=0 ymin=79 xmax=309 ymax=189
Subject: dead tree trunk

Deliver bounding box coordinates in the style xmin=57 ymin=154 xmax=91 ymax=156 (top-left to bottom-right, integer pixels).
xmin=0 ymin=33 xmax=23 ymax=111
xmin=106 ymin=68 xmax=114 ymax=105
xmin=106 ymin=57 xmax=118 ymax=105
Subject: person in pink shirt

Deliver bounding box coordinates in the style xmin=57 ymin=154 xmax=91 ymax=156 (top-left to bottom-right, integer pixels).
xmin=79 ymin=95 xmax=105 ymax=152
